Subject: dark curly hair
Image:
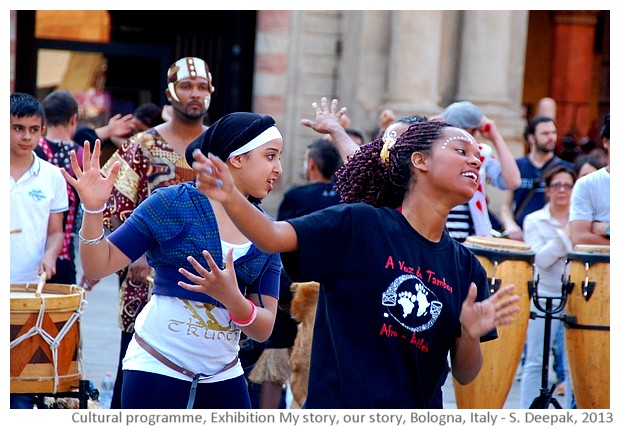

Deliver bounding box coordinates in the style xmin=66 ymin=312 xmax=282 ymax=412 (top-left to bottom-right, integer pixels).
xmin=335 ymin=120 xmax=453 ymax=208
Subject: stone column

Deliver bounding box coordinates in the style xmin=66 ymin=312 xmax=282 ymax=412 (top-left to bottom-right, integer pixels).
xmin=456 ymin=10 xmax=530 ymax=217
xmin=384 ymin=10 xmax=443 ymax=117
xmin=457 ymin=10 xmax=527 ymax=114
xmin=458 ymin=11 xmax=512 ymax=106
xmin=456 ymin=10 xmax=529 ymax=139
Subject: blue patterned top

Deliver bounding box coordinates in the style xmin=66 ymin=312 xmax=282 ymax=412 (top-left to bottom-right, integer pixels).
xmin=108 ymin=182 xmax=281 ymax=307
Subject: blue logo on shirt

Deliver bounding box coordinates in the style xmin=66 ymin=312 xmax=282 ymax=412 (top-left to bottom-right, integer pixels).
xmin=29 ymin=188 xmax=46 ymax=202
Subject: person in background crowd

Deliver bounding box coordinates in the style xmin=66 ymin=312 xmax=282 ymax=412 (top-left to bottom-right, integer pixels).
xmin=520 ymin=165 xmax=576 ymax=408
xmin=74 ymin=111 xmax=134 ymax=166
xmin=569 ymin=112 xmax=610 ymax=246
xmin=574 ymin=153 xmax=605 ymax=179
xmin=499 ymin=115 xmax=573 ymax=241
xmin=10 ymin=92 xmax=68 ymax=409
xmin=131 ymin=102 xmax=165 ymax=134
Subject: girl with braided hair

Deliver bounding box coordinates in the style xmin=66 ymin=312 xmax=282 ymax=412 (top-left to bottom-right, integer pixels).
xmin=189 ymin=118 xmax=519 ymax=409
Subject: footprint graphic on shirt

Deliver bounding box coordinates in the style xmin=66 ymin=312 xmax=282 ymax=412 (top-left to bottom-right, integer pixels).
xmin=398 ymin=291 xmax=416 ymax=318
xmin=414 ymin=283 xmax=430 ymax=317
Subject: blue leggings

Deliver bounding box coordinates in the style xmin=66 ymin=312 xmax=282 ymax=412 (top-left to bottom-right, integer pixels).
xmin=121 ymin=370 xmax=251 ymax=409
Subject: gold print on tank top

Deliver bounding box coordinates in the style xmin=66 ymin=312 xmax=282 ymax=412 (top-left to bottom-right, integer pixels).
xmin=182 ymin=300 xmax=228 ymax=331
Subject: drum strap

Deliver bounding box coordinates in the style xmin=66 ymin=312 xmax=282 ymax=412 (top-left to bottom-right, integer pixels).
xmin=134 ymin=333 xmax=238 ymax=408
xmin=563 ymin=316 xmax=610 ymax=331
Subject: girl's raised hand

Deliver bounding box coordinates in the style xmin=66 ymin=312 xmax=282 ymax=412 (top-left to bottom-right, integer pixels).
xmin=61 ymin=139 xmax=120 ymax=211
xmin=191 ymin=150 xmax=235 ymax=202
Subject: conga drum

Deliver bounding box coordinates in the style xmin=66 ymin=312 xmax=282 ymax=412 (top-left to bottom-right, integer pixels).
xmin=10 ymin=283 xmax=86 ymax=394
xmin=452 ymin=236 xmax=533 ymax=408
xmin=564 ymin=245 xmax=610 ymax=409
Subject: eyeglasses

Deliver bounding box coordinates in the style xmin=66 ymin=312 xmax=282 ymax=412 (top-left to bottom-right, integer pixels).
xmin=549 ymin=183 xmax=573 ymax=190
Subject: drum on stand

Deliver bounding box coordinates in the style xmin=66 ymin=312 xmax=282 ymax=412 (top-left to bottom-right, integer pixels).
xmin=564 ymin=245 xmax=610 ymax=409
xmin=10 ymin=283 xmax=86 ymax=394
xmin=452 ymin=236 xmax=534 ymax=408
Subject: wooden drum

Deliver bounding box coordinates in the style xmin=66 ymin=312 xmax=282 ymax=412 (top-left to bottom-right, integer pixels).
xmin=452 ymin=236 xmax=534 ymax=409
xmin=564 ymin=245 xmax=610 ymax=409
xmin=10 ymin=283 xmax=86 ymax=394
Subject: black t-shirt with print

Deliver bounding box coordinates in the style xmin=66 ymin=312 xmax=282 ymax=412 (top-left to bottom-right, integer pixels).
xmin=282 ymin=203 xmax=495 ymax=409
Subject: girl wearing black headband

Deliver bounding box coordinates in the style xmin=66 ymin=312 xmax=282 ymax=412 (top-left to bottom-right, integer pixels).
xmin=62 ymin=112 xmax=283 ymax=409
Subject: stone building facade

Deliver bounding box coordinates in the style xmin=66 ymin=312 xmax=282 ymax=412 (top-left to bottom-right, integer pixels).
xmin=10 ymin=10 xmax=609 ymax=215
xmin=251 ymin=10 xmax=608 ymax=215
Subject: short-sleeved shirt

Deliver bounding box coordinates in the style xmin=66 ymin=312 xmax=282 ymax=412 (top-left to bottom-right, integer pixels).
xmin=108 ymin=183 xmax=281 ymax=305
xmin=281 ymin=203 xmax=495 ymax=408
xmin=108 ymin=183 xmax=281 ymax=382
xmin=10 ymin=154 xmax=68 ymax=283
xmin=569 ymin=167 xmax=610 ymax=223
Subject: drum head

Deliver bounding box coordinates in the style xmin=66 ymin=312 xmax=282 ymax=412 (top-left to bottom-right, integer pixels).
xmin=464 ymin=236 xmax=532 ymax=253
xmin=10 ymin=283 xmax=84 ymax=312
xmin=573 ymin=244 xmax=610 ymax=254
xmin=568 ymin=245 xmax=610 ymax=264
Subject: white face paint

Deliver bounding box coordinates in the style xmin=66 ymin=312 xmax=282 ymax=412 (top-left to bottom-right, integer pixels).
xmin=440 ymin=129 xmax=476 ymax=149
xmin=168 ymin=82 xmax=180 ymax=102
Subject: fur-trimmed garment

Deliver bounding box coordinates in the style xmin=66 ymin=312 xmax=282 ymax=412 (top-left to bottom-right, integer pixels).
xmin=288 ymin=281 xmax=320 ymax=408
xmin=248 ymin=348 xmax=292 ymax=384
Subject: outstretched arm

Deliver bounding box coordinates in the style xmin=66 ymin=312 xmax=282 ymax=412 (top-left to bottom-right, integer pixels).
xmin=191 ymin=150 xmax=298 ymax=254
xmin=61 ymin=140 xmax=131 ymax=279
xmin=300 ymin=97 xmax=360 ymax=162
xmin=450 ymin=283 xmax=519 ymax=385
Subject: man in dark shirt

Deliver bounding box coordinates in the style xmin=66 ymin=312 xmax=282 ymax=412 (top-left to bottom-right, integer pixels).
xmin=499 ymin=116 xmax=573 ymax=241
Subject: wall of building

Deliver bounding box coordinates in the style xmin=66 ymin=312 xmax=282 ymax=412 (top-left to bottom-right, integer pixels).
xmin=11 ymin=10 xmax=609 ymax=219
xmin=254 ymin=10 xmax=532 ymax=216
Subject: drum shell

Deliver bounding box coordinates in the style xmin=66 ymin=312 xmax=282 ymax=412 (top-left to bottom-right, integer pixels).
xmin=10 ymin=283 xmax=85 ymax=394
xmin=564 ymin=246 xmax=610 ymax=409
xmin=453 ymin=237 xmax=533 ymax=409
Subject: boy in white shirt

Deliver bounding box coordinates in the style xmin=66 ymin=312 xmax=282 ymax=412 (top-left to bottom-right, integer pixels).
xmin=10 ymin=92 xmax=68 ymax=409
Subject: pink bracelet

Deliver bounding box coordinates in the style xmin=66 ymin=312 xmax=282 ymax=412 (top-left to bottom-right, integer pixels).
xmin=229 ymin=299 xmax=257 ymax=327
